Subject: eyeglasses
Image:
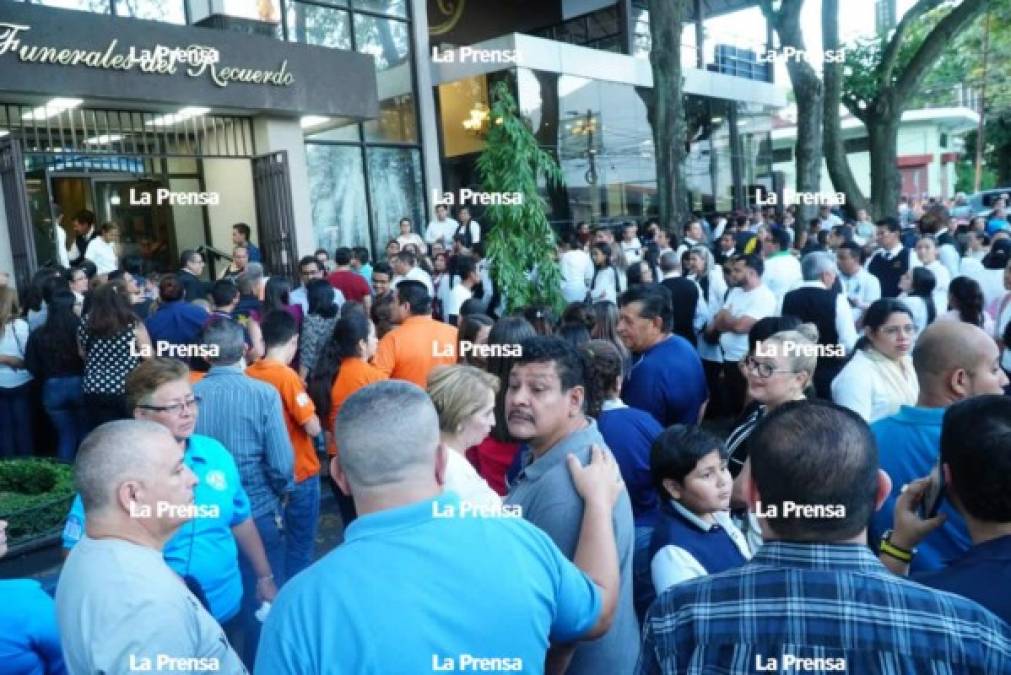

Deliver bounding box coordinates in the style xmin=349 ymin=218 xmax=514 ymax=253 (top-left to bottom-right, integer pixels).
xmin=879 ymin=325 xmax=916 ymax=338
xmin=743 ymin=356 xmax=795 ymax=379
xmin=138 ymin=396 xmax=201 ymax=416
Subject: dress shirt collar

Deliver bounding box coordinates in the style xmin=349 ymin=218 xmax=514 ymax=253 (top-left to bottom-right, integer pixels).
xmin=667 ymin=499 xmax=719 ymax=532
xmin=752 ymin=540 xmax=887 ymax=574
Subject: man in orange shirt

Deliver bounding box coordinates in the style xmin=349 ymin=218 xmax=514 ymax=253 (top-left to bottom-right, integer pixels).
xmin=372 ymin=280 xmax=458 ymax=387
xmin=246 ymin=310 xmax=322 ymax=580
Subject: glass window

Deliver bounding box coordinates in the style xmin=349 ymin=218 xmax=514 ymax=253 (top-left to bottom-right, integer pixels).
xmin=305 ymin=144 xmax=370 ymax=252
xmin=366 ymin=147 xmax=424 ymax=253
xmin=114 ymin=0 xmax=186 ymax=24
xmin=352 ymin=0 xmax=406 ymax=18
xmin=305 ymin=118 xmax=361 ymax=142
xmin=286 ymin=2 xmax=352 ymax=49
xmin=20 ymin=0 xmax=112 ymax=14
xmin=355 ymin=14 xmax=416 ymax=142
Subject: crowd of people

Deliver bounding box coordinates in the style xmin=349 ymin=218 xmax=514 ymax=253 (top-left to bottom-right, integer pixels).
xmin=2 ymin=198 xmax=1011 ymax=674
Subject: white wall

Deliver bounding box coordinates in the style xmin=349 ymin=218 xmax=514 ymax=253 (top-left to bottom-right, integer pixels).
xmin=202 ymin=158 xmax=256 ymax=253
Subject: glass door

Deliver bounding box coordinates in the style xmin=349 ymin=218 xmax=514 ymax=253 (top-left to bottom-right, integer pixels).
xmin=94 ymin=177 xmax=176 ymax=274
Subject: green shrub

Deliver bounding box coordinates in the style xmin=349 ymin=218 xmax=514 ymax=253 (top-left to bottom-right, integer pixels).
xmin=0 ymin=459 xmax=75 ymax=545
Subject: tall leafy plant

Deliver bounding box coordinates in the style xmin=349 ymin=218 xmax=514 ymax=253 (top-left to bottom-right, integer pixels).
xmin=477 ymin=81 xmax=565 ymax=313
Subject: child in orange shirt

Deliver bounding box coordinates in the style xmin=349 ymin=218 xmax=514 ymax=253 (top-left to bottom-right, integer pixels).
xmin=246 ymin=310 xmax=322 ymax=580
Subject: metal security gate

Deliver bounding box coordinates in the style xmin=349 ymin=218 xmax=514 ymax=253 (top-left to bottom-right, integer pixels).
xmin=0 ymin=138 xmax=36 ymax=293
xmin=253 ymin=151 xmax=298 ymax=280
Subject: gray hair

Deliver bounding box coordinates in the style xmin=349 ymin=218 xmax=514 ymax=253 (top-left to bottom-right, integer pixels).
xmin=75 ymin=420 xmax=175 ymax=513
xmin=334 ymin=380 xmax=440 ymax=490
xmin=659 ymin=251 xmax=680 ymax=274
xmin=201 ymin=315 xmax=245 ymax=364
xmin=689 ymin=245 xmax=715 ymax=276
xmin=801 ymin=251 xmax=838 ymax=282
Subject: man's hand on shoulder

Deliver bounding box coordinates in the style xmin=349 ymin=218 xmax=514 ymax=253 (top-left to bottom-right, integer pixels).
xmin=567 ymin=445 xmax=623 ymax=509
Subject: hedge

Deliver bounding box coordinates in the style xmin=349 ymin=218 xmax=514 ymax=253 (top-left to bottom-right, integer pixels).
xmin=0 ymin=459 xmax=74 ymax=546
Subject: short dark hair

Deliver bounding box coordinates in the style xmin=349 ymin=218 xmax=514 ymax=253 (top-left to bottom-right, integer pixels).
xmin=314 ymin=248 xmax=329 ymax=258
xmin=768 ymin=227 xmax=791 ymax=252
xmin=396 ymin=250 xmax=417 ymax=267
xmin=233 ymin=223 xmax=251 ymax=240
xmin=618 ymin=284 xmax=673 ymax=333
xmin=353 ymin=247 xmax=370 ymax=265
xmin=396 ymin=280 xmax=432 ymax=315
xmin=651 ymin=425 xmax=726 ymax=490
xmin=211 ymin=279 xmax=238 ymax=307
xmin=158 ymin=273 xmax=185 ymax=302
xmin=919 ymin=205 xmax=950 ymax=235
xmin=941 ymin=395 xmax=1011 ymax=522
xmin=876 ymin=217 xmax=901 ymax=234
xmin=74 ymin=209 xmax=96 ymax=227
xmin=733 ymin=253 xmax=764 ymax=277
xmin=513 ymin=336 xmax=584 ymax=393
xmin=749 ymin=400 xmax=879 ymax=541
xmin=335 ymin=247 xmax=353 ymax=266
xmin=298 ymin=255 xmax=319 ymax=272
xmin=453 ymin=255 xmax=477 ymax=281
xmin=459 ymin=298 xmax=485 ymax=318
xmin=306 ymin=278 xmax=338 ymax=317
xmin=260 ymin=309 xmax=298 ymax=349
xmin=837 ymin=240 xmax=864 ymax=261
xmin=179 ymin=249 xmax=201 ymax=268
xmin=372 ymin=261 xmax=393 ymax=278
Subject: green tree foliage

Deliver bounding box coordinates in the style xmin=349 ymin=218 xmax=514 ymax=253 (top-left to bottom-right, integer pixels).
xmin=476 ymin=81 xmax=565 ymax=313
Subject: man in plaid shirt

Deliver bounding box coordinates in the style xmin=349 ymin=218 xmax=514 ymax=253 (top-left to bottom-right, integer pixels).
xmin=638 ymin=400 xmax=1011 ymax=674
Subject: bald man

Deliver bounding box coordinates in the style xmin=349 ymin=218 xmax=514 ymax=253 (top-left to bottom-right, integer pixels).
xmin=55 ymin=420 xmax=247 ymax=675
xmin=869 ymin=321 xmax=1008 ymax=573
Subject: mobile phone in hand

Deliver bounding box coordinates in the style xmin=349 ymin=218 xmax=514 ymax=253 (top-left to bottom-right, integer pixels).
xmin=920 ymin=462 xmax=946 ymax=520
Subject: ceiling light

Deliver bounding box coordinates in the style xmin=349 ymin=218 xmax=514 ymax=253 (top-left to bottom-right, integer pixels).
xmin=300 ymin=115 xmax=330 ymax=129
xmin=145 ymin=107 xmax=210 ymax=127
xmin=22 ymin=98 xmax=83 ymax=121
xmin=84 ymin=134 xmax=123 ymax=144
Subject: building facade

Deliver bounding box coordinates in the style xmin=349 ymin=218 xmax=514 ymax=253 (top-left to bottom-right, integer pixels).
xmin=0 ymin=0 xmax=785 ymax=292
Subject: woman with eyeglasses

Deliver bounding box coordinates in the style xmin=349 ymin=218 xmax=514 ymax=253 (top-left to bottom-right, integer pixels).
xmin=831 ymin=298 xmax=919 ymax=423
xmin=725 ymin=324 xmax=819 ymax=481
xmin=60 ymin=357 xmax=277 ymax=645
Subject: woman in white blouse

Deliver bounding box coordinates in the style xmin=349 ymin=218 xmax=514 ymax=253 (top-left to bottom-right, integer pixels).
xmin=83 ymin=223 xmax=120 ymax=276
xmin=589 ymin=242 xmax=623 ymax=304
xmin=914 ymin=236 xmax=949 ymax=313
xmin=831 ymin=298 xmax=919 ymax=424
xmin=426 ymin=364 xmax=501 ymax=508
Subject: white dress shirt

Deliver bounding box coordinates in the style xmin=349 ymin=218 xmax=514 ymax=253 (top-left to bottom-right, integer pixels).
xmin=84 ymin=237 xmax=118 ymax=275
xmin=560 ymin=249 xmax=594 ymax=303
xmin=393 ymin=265 xmax=434 ymax=296
xmin=761 ymin=252 xmax=802 ymax=302
xmin=424 ymin=217 xmax=459 ymax=246
xmin=839 ymin=268 xmax=881 ymax=327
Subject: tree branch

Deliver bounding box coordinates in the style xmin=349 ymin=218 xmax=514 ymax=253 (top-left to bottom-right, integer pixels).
xmin=894 ymin=0 xmax=990 ymax=101
xmin=880 ymin=0 xmax=947 ymax=86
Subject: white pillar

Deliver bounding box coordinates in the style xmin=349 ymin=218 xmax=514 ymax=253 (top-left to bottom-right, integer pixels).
xmin=412 ymin=0 xmax=442 ymax=216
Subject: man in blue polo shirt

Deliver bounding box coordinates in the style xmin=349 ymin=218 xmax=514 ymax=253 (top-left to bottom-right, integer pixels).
xmin=256 ymin=380 xmax=622 ymax=674
xmin=617 ymin=284 xmax=708 ymax=426
xmin=61 ymin=358 xmax=278 ymax=634
xmin=880 ymin=395 xmax=1011 ymax=623
xmin=869 ymin=321 xmax=1007 ymax=572
xmin=145 ymin=273 xmax=210 ymax=356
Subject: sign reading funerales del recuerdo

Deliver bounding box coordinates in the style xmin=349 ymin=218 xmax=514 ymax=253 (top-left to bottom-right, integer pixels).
xmin=0 ymin=2 xmax=379 ymax=119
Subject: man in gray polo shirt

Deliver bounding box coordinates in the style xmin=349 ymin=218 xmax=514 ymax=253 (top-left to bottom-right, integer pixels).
xmin=505 ymin=336 xmax=639 ymax=673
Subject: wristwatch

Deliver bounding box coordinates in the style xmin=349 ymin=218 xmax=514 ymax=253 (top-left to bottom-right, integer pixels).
xmin=880 ymin=529 xmax=916 ymax=563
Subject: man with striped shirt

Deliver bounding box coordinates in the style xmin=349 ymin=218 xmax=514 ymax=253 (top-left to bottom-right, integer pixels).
xmin=638 ymin=400 xmax=1011 ymax=674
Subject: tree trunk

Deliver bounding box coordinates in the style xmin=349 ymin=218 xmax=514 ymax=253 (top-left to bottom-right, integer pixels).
xmin=821 ymin=0 xmax=868 ymax=219
xmin=647 ymin=0 xmax=691 ymax=231
xmin=766 ymin=0 xmax=824 ymax=223
xmin=868 ymin=111 xmax=901 ymax=220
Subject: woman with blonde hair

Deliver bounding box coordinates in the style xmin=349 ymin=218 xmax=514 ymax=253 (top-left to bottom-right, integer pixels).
xmin=0 ymin=286 xmax=32 ymax=457
xmin=427 ymin=364 xmax=501 ymax=508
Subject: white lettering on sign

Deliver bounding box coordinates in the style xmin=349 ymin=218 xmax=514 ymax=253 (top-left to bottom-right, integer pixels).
xmin=0 ymin=23 xmax=294 ymax=88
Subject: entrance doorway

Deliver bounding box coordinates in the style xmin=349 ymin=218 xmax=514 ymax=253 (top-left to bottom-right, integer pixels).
xmin=29 ymin=170 xmax=178 ymax=273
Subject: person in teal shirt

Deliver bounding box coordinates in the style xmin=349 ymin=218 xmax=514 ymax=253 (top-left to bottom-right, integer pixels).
xmin=62 ymin=358 xmax=278 ymax=625
xmin=0 ymin=519 xmax=66 ymax=675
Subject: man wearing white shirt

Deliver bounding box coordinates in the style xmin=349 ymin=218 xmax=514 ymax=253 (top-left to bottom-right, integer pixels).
xmin=425 ymin=204 xmax=458 ymax=247
xmin=781 ymin=252 xmax=859 ymax=399
xmin=68 ymin=209 xmax=98 ymax=266
xmin=84 ymin=223 xmax=120 ymax=276
xmin=444 ymin=255 xmax=480 ymax=325
xmin=707 ymin=254 xmax=777 ymax=415
xmin=760 ymin=227 xmax=801 ymax=303
xmin=452 ymin=207 xmax=481 ymax=249
xmin=866 ymin=218 xmax=919 ymax=298
xmin=560 ymin=236 xmax=594 ymax=303
xmin=919 ymin=206 xmax=961 ymax=279
xmin=818 ymin=205 xmax=843 ymax=229
xmin=391 ymin=250 xmax=434 ymax=296
xmin=619 ymin=222 xmax=643 ymax=265
xmin=836 ymin=242 xmax=881 ymax=328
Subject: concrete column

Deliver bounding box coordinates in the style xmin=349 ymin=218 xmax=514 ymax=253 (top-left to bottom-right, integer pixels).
xmin=252 ymin=116 xmax=315 ymax=257
xmin=412 ymin=0 xmax=442 ymax=221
